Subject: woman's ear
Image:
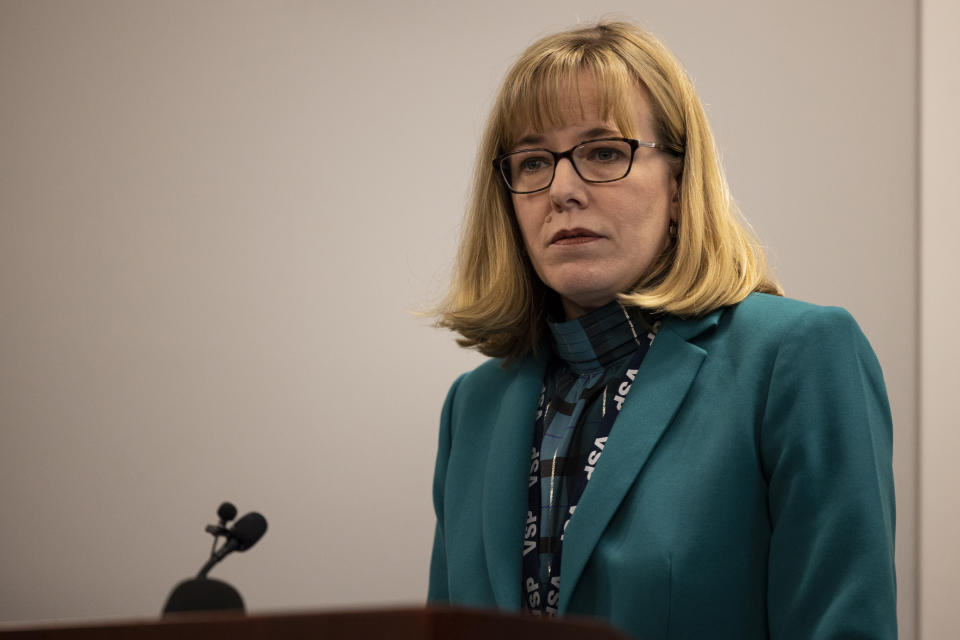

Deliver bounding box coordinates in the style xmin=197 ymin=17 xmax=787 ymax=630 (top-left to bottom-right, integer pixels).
xmin=670 ymin=168 xmax=682 ymax=218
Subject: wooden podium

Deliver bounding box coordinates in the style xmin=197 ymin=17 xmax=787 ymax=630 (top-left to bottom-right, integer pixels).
xmin=0 ymin=607 xmax=631 ymax=639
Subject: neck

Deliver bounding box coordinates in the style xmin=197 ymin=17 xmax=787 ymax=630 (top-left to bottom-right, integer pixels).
xmin=561 ymin=296 xmax=614 ymax=320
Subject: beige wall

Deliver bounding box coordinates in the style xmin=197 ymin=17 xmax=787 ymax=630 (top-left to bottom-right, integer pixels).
xmin=0 ymin=0 xmax=926 ymax=635
xmin=920 ymin=0 xmax=960 ymax=637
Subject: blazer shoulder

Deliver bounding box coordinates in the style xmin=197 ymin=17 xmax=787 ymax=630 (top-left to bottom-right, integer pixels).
xmin=447 ymin=349 xmax=547 ymax=415
xmin=673 ymin=293 xmax=879 ymax=375
xmin=723 ymin=292 xmax=866 ymax=345
xmin=455 ymin=352 xmax=546 ymax=395
xmin=712 ymin=294 xmax=886 ymax=394
xmin=733 ymin=292 xmax=854 ymax=324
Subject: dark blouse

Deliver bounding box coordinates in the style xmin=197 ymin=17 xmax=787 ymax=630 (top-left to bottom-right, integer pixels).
xmin=524 ymin=301 xmax=658 ymax=614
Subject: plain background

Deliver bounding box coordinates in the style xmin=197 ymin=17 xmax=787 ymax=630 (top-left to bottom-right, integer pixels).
xmin=0 ymin=1 xmax=955 ymax=637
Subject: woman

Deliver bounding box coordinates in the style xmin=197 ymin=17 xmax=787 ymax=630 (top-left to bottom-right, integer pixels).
xmin=428 ymin=22 xmax=896 ymax=639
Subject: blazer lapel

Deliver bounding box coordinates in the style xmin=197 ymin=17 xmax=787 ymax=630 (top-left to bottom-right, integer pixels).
xmin=482 ymin=353 xmax=548 ymax=610
xmin=557 ymin=309 xmax=723 ymax=613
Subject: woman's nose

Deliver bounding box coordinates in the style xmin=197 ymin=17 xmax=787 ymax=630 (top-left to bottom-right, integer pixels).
xmin=548 ymin=158 xmax=588 ymax=211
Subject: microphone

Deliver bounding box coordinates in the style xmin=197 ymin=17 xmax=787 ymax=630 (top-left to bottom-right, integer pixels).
xmin=198 ymin=512 xmax=268 ymax=578
xmin=218 ymin=502 xmax=238 ymax=523
xmin=162 ymin=504 xmax=268 ymax=616
xmin=205 ymin=502 xmax=238 ymax=542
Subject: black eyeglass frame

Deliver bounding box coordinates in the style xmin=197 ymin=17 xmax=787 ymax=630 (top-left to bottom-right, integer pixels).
xmin=493 ymin=137 xmax=682 ymax=195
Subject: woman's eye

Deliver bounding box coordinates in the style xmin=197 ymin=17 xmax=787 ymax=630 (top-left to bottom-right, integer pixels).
xmin=588 ymin=147 xmax=624 ymax=163
xmin=519 ymin=157 xmax=550 ymax=172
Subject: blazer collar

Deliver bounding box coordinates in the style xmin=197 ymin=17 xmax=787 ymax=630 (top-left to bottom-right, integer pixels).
xmin=664 ymin=307 xmax=724 ymax=341
xmin=479 ymin=307 xmax=724 ymax=612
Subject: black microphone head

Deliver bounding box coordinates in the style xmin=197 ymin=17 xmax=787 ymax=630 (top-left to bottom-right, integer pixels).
xmin=217 ymin=502 xmax=237 ymax=523
xmin=230 ymin=512 xmax=267 ymax=551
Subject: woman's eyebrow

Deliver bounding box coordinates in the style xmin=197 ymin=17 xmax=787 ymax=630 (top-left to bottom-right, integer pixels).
xmin=514 ymin=134 xmax=546 ymax=148
xmin=513 ymin=126 xmax=623 ymax=150
xmin=580 ymin=126 xmax=621 ymax=139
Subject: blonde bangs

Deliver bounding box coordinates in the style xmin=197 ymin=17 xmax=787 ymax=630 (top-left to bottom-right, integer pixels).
xmin=499 ymin=45 xmax=641 ymax=150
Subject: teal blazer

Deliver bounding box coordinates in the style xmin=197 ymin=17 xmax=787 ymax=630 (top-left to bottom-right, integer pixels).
xmin=428 ymin=294 xmax=896 ymax=639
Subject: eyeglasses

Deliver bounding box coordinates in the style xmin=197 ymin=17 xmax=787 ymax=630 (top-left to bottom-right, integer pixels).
xmin=493 ymin=137 xmax=679 ymax=194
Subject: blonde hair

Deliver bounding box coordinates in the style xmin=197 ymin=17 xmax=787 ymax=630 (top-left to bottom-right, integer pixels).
xmin=435 ymin=21 xmax=781 ymax=362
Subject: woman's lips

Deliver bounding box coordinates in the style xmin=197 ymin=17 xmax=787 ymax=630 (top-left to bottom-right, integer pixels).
xmin=549 ymin=228 xmax=602 ymax=246
xmin=552 ymin=235 xmax=601 ymax=246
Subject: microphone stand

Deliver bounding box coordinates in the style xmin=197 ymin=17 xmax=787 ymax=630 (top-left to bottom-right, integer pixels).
xmin=162 ymin=505 xmax=248 ymax=616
